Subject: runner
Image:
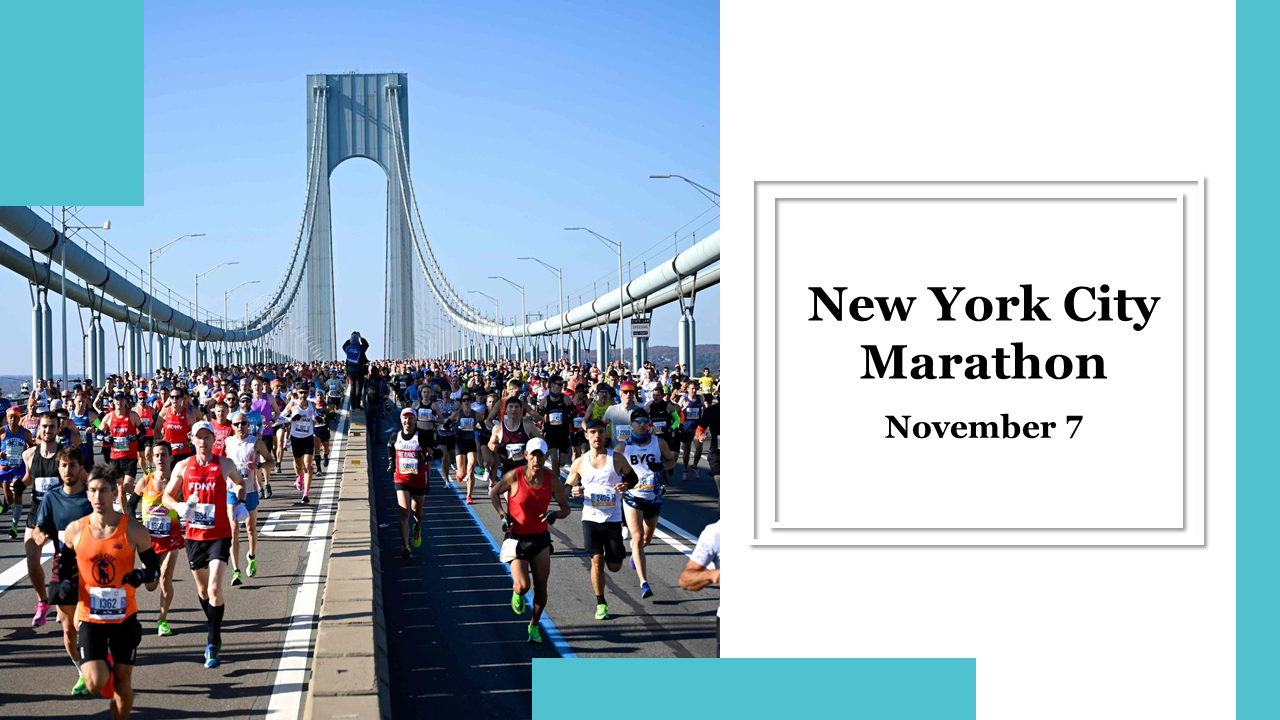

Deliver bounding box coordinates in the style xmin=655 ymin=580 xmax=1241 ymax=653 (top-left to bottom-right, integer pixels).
xmin=249 ymin=379 xmax=279 ymax=498
xmin=280 ymin=384 xmax=318 ymax=503
xmin=617 ymin=408 xmax=675 ymax=599
xmin=432 ymin=389 xmax=458 ymax=484
xmin=138 ymin=441 xmax=184 ymax=636
xmin=679 ymin=519 xmax=721 ymax=653
xmin=224 ymin=411 xmax=276 ymax=586
xmin=695 ymin=391 xmax=721 ymax=493
xmin=676 ymin=381 xmax=705 ymax=480
xmin=160 ymin=388 xmax=199 ymax=466
xmin=452 ymin=389 xmax=482 ymax=504
xmin=2 ymin=406 xmax=32 ymax=538
xmin=49 ymin=465 xmax=160 ymax=716
xmin=134 ymin=390 xmax=156 ymax=478
xmin=564 ymin=418 xmax=632 ymax=619
xmin=489 ymin=437 xmax=571 ymax=644
xmin=570 ymin=385 xmax=590 ymax=460
xmin=313 ymin=397 xmax=335 ymax=470
xmin=603 ymin=380 xmax=642 ymax=446
xmin=27 ymin=446 xmax=91 ymax=691
xmin=209 ymin=401 xmax=234 ymax=458
xmin=487 ymin=396 xmax=541 ymax=484
xmin=162 ymin=420 xmax=244 ymax=668
xmin=537 ymin=375 xmax=573 ymax=481
xmin=21 ymin=415 xmax=77 ymax=626
xmin=70 ymin=392 xmax=100 ymax=471
xmin=388 ymin=408 xmax=433 ymax=560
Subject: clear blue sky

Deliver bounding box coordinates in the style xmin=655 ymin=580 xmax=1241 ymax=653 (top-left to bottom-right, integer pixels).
xmin=0 ymin=0 xmax=719 ymax=374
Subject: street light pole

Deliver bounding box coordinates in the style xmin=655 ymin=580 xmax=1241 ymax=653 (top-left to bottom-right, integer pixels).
xmin=194 ymin=261 xmax=238 ymax=370
xmin=649 ymin=174 xmax=720 ymax=206
xmin=62 ymin=213 xmax=111 ymax=386
xmin=565 ymin=228 xmax=623 ymax=366
xmin=148 ymin=233 xmax=204 ymax=374
xmin=225 ymin=279 xmax=260 ymax=368
xmin=518 ymin=256 xmax=563 ymax=364
xmin=489 ymin=276 xmax=526 ymax=361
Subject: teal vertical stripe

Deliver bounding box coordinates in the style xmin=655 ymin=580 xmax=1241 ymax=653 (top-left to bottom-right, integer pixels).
xmin=533 ymin=658 xmax=976 ymax=719
xmin=1239 ymin=1 xmax=1276 ymax=717
xmin=0 ymin=1 xmax=143 ymax=205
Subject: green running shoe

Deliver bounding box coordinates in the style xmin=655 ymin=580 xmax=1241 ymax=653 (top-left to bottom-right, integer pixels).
xmin=595 ymin=603 xmax=609 ymax=620
xmin=231 ymin=570 xmax=243 ymax=587
xmin=411 ymin=525 xmax=421 ymax=548
xmin=72 ymin=675 xmax=89 ymax=695
xmin=511 ymin=592 xmax=527 ymax=615
xmin=247 ymin=556 xmax=258 ymax=577
xmin=527 ymin=625 xmax=543 ymax=644
xmin=156 ymin=619 xmax=172 ymax=636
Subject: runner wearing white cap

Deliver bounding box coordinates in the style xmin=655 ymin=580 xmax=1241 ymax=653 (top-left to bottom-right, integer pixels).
xmin=489 ymin=436 xmax=570 ymax=644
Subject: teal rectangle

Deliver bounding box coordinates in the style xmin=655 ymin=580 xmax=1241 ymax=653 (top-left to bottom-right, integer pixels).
xmin=533 ymin=658 xmax=976 ymax=719
xmin=0 ymin=1 xmax=143 ymax=205
xmin=1239 ymin=0 xmax=1276 ymax=717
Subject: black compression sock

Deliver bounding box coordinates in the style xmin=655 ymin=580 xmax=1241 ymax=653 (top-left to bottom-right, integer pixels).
xmin=200 ymin=597 xmax=213 ymax=644
xmin=211 ymin=603 xmax=225 ymax=647
xmin=596 ymin=595 xmax=606 ymax=605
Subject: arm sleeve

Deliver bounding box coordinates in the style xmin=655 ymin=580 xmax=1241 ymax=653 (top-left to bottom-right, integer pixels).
xmin=57 ymin=539 xmax=79 ymax=583
xmin=139 ymin=547 xmax=161 ymax=582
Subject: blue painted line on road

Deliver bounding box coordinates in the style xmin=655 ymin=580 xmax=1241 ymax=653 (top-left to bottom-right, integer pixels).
xmin=440 ymin=468 xmax=578 ymax=659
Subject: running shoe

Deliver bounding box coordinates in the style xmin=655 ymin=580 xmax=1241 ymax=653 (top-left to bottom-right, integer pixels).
xmin=8 ymin=524 xmax=17 ymax=539
xmin=465 ymin=496 xmax=473 ymax=505
xmin=71 ymin=675 xmax=89 ymax=695
xmin=630 ymin=556 xmax=635 ymax=570
xmin=231 ymin=570 xmax=243 ymax=587
xmin=401 ymin=547 xmax=412 ymax=561
xmin=595 ymin=603 xmax=609 ymax=620
xmin=322 ymin=457 xmax=329 ymax=470
xmin=294 ymin=475 xmax=303 ymax=491
xmin=204 ymin=643 xmax=220 ymax=668
xmin=527 ymin=625 xmax=543 ymax=644
xmin=247 ymin=556 xmax=258 ymax=577
xmin=156 ymin=619 xmax=172 ymax=636
xmin=641 ymin=582 xmax=653 ymax=599
xmin=511 ymin=592 xmax=527 ymax=615
xmin=411 ymin=526 xmax=421 ymax=549
xmin=264 ymin=483 xmax=273 ymax=499
xmin=31 ymin=600 xmax=50 ymax=627
xmin=302 ymin=494 xmax=310 ymax=505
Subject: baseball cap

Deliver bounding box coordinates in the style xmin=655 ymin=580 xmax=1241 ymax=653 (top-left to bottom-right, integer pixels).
xmin=525 ymin=437 xmax=549 ymax=455
xmin=400 ymin=407 xmax=416 ymax=418
xmin=112 ymin=390 xmax=127 ymax=399
xmin=190 ymin=421 xmax=215 ymax=438
xmin=619 ymin=381 xmax=636 ymax=392
xmin=584 ymin=418 xmax=607 ymax=431
xmin=239 ymin=393 xmax=252 ymax=402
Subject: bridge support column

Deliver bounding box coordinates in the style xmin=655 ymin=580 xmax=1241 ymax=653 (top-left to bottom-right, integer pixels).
xmin=633 ymin=335 xmax=648 ymax=370
xmin=32 ymin=294 xmax=44 ymax=385
xmin=41 ymin=294 xmax=53 ymax=381
xmin=570 ymin=335 xmax=581 ymax=365
xmin=679 ymin=310 xmax=696 ymax=372
xmin=95 ymin=319 xmax=106 ymax=383
xmin=596 ymin=326 xmax=609 ymax=368
xmin=180 ymin=342 xmax=190 ymax=370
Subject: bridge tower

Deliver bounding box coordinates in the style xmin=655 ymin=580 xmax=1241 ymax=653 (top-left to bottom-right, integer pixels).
xmin=305 ymin=73 xmax=415 ymax=361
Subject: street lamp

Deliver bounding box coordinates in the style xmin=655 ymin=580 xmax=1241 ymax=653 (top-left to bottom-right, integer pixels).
xmin=61 ymin=213 xmax=111 ymax=386
xmin=149 ymin=233 xmax=205 ymax=374
xmin=649 ymin=174 xmax=720 ymax=206
xmin=489 ymin=276 xmax=526 ymax=361
xmin=194 ymin=261 xmax=238 ymax=369
xmin=565 ymin=227 xmax=624 ymax=365
xmin=519 ymin=256 xmax=564 ymax=364
xmin=246 ymin=290 xmax=272 ymax=365
xmin=224 ymin=280 xmax=259 ymax=366
xmin=469 ymin=289 xmax=501 ymax=362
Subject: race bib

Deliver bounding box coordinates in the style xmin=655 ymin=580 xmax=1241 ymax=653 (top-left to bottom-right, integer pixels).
xmin=459 ymin=417 xmax=475 ymax=430
xmin=144 ymin=514 xmax=171 ymax=537
xmin=572 ymin=417 xmax=584 ymax=429
xmin=190 ymin=502 xmax=217 ymax=530
xmin=88 ymin=586 xmax=126 ymax=621
xmin=140 ymin=417 xmax=152 ymax=429
xmin=686 ymin=407 xmax=702 ymax=420
xmin=113 ymin=435 xmax=130 ymax=452
xmin=549 ymin=412 xmax=563 ymax=426
xmin=588 ymin=492 xmax=617 ymax=508
xmin=3 ymin=438 xmax=23 ymax=467
xmin=616 ymin=426 xmax=632 ymax=440
xmin=398 ymin=455 xmax=419 ymax=475
xmin=239 ymin=466 xmax=250 ymax=480
xmin=653 ymin=420 xmax=667 ymax=432
xmin=505 ymin=443 xmax=524 ymax=461
xmin=635 ymin=483 xmax=656 ymax=492
xmin=293 ymin=419 xmax=312 ymax=434
xmin=418 ymin=409 xmax=433 ymax=422
xmin=34 ymin=476 xmax=60 ymax=497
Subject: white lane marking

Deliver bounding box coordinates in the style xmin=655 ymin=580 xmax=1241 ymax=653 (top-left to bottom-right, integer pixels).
xmin=0 ymin=543 xmax=53 ymax=597
xmin=260 ymin=510 xmax=313 ymax=537
xmin=265 ymin=396 xmax=349 ymax=720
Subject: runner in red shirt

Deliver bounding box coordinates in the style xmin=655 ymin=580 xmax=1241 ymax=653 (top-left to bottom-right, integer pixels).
xmin=208 ymin=402 xmax=234 ymax=458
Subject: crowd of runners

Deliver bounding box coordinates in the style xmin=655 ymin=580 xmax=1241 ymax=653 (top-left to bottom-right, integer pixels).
xmin=2 ymin=329 xmax=720 ymax=717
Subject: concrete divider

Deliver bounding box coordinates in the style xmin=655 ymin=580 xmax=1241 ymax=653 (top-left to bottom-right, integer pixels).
xmin=304 ymin=411 xmax=392 ymax=720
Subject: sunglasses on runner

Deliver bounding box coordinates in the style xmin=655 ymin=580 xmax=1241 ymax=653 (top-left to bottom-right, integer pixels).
xmin=233 ymin=421 xmax=248 ymax=427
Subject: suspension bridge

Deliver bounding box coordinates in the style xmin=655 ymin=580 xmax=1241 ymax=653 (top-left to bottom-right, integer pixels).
xmin=0 ymin=73 xmax=719 ymax=385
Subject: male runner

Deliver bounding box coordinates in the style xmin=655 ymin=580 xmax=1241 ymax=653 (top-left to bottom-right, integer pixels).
xmin=21 ymin=414 xmax=77 ymax=627
xmin=388 ymin=408 xmax=435 ymax=560
xmin=225 ymin=411 xmax=276 ymax=585
xmin=695 ymin=394 xmax=721 ymax=493
xmin=70 ymin=392 xmax=100 ymax=471
xmin=162 ymin=421 xmax=244 ymax=668
xmin=617 ymin=408 xmax=675 ymax=599
xmin=490 ymin=437 xmax=570 ymax=644
xmin=139 ymin=441 xmax=184 ymax=635
xmin=2 ymin=406 xmax=32 ymax=537
xmin=564 ymin=419 xmax=632 ymax=619
xmin=160 ymin=388 xmax=199 ymax=466
xmin=49 ymin=465 xmax=159 ymax=716
xmin=432 ymin=389 xmax=458 ymax=484
xmin=537 ymin=376 xmax=573 ymax=481
xmin=603 ymin=380 xmax=642 ymax=446
xmin=677 ymin=381 xmax=706 ymax=480
xmin=29 ymin=446 xmax=92 ymax=692
xmin=249 ymin=379 xmax=279 ymax=497
xmin=105 ymin=392 xmax=143 ymax=517
xmin=209 ymin=401 xmax=234 ymax=457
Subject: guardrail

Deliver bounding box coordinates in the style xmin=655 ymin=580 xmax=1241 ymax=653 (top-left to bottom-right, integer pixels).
xmin=303 ymin=410 xmax=391 ymax=720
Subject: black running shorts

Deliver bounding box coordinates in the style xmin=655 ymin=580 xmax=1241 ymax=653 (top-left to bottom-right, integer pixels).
xmin=186 ymin=536 xmax=231 ymax=570
xmin=582 ymin=520 xmax=625 ymax=563
xmin=78 ymin=613 xmax=142 ymax=665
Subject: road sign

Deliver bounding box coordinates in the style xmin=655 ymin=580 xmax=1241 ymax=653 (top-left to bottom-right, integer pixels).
xmin=631 ymin=319 xmax=650 ymax=338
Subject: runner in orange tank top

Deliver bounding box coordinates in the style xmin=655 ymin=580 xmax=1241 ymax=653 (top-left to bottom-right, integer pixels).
xmin=51 ymin=465 xmax=159 ymax=718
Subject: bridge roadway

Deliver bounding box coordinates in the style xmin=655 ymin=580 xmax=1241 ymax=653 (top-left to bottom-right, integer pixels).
xmin=368 ymin=411 xmax=720 ymax=719
xmin=0 ymin=407 xmax=354 ymax=719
